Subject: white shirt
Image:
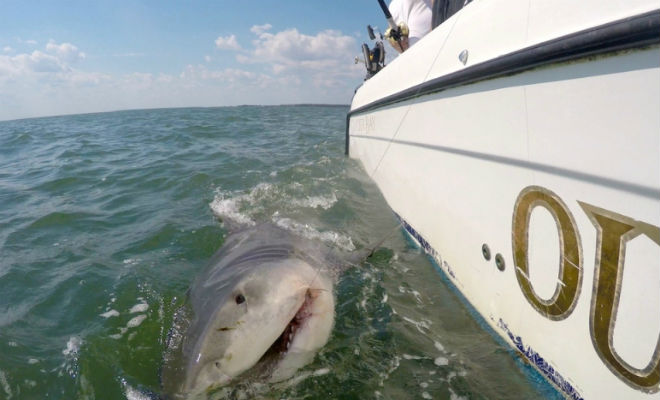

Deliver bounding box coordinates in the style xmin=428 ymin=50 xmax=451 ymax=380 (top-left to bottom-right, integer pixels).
xmin=389 ymin=0 xmax=433 ymax=47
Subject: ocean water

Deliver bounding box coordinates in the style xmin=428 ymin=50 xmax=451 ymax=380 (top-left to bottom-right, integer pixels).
xmin=0 ymin=106 xmax=556 ymax=399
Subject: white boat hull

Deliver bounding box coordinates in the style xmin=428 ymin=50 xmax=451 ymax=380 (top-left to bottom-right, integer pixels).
xmin=348 ymin=1 xmax=660 ymax=398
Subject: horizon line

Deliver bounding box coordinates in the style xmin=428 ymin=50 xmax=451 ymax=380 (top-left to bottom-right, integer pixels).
xmin=0 ymin=103 xmax=351 ymax=123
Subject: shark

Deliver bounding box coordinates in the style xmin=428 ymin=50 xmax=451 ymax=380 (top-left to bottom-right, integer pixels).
xmin=160 ymin=223 xmax=378 ymax=398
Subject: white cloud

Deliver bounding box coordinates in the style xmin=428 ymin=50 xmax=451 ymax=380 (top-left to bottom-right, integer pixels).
xmin=3 ymin=46 xmax=13 ymax=53
xmin=204 ymin=55 xmax=211 ymax=63
xmin=237 ymin=27 xmax=362 ymax=90
xmin=214 ymin=34 xmax=241 ymax=51
xmin=0 ymin=41 xmax=88 ymax=78
xmin=46 ymin=40 xmax=86 ymax=63
xmin=0 ymin=50 xmax=66 ymax=75
xmin=248 ymin=28 xmax=355 ymax=68
xmin=250 ymin=23 xmax=272 ymax=35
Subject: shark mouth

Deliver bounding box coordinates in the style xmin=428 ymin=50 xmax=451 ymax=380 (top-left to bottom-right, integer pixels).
xmin=259 ymin=289 xmax=316 ymax=365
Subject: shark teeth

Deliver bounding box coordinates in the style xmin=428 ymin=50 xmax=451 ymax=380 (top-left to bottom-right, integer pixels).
xmin=280 ymin=323 xmax=296 ymax=354
xmin=276 ymin=290 xmax=314 ymax=356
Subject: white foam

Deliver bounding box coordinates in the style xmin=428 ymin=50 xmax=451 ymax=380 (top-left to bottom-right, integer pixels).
xmin=313 ymin=368 xmax=330 ymax=376
xmin=422 ymin=392 xmax=432 ymax=399
xmin=100 ymin=309 xmax=119 ymax=318
xmin=292 ymin=193 xmax=337 ymax=210
xmin=211 ymin=183 xmax=281 ymax=226
xmin=62 ymin=336 xmax=82 ymax=357
xmin=449 ymin=388 xmax=467 ymax=400
xmin=403 ymin=354 xmax=424 ymax=360
xmin=411 ymin=290 xmax=422 ymax=303
xmin=434 ymin=341 xmax=445 ymax=352
xmin=110 ymin=327 xmax=128 ymax=340
xmin=377 ymin=355 xmax=401 ymax=387
xmin=0 ymin=369 xmax=12 ymax=399
xmin=7 ymin=342 xmax=17 ymax=348
xmin=402 ymin=316 xmax=432 ymax=334
xmin=124 ymin=382 xmax=152 ymax=400
xmin=273 ymin=217 xmax=355 ymax=251
xmin=434 ymin=357 xmax=449 ymax=366
xmin=280 ymin=371 xmax=310 ymax=387
xmin=60 ymin=336 xmax=82 ymax=378
xmin=209 ymin=192 xmax=255 ymax=226
xmin=129 ymin=302 xmax=148 ymax=314
xmin=28 ymin=358 xmax=39 ymax=365
xmin=127 ymin=315 xmax=147 ymax=328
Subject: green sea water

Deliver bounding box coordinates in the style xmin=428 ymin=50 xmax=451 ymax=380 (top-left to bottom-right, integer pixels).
xmin=0 ymin=106 xmax=557 ymax=399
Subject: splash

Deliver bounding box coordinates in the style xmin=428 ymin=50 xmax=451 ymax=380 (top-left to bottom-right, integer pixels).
xmin=62 ymin=336 xmax=82 ymax=357
xmin=273 ymin=217 xmax=355 ymax=251
xmin=209 ymin=184 xmax=279 ymax=226
xmin=61 ymin=336 xmax=83 ymax=378
xmin=121 ymin=378 xmax=152 ymax=400
xmin=100 ymin=309 xmax=119 ymax=318
xmin=0 ymin=369 xmax=12 ymax=399
xmin=129 ymin=302 xmax=148 ymax=314
xmin=434 ymin=357 xmax=449 ymax=366
xmin=291 ymin=193 xmax=337 ymax=210
xmin=127 ymin=314 xmax=147 ymax=328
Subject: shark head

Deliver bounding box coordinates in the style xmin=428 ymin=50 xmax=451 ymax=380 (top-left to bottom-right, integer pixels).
xmin=173 ymin=256 xmax=334 ymax=397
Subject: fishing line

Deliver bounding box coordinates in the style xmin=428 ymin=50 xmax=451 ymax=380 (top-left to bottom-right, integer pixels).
xmin=371 ymin=14 xmax=462 ymax=176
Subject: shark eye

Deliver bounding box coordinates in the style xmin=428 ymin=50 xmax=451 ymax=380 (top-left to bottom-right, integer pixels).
xmin=235 ymin=294 xmax=246 ymax=305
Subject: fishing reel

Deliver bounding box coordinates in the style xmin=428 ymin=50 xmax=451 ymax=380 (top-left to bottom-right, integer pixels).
xmin=355 ymin=25 xmax=386 ymax=80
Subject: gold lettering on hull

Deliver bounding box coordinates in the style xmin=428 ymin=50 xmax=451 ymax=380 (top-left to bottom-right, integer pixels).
xmin=512 ymin=186 xmax=583 ymax=320
xmin=579 ymin=202 xmax=660 ymax=393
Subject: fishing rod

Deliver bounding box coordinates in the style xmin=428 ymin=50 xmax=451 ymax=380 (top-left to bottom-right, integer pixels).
xmin=376 ymin=0 xmax=405 ymax=52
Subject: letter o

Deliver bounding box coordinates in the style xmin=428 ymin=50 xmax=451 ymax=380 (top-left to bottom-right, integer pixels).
xmin=512 ymin=186 xmax=583 ymax=320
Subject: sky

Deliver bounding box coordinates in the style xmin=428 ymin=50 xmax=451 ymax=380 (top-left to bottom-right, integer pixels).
xmin=0 ymin=1 xmax=391 ymax=121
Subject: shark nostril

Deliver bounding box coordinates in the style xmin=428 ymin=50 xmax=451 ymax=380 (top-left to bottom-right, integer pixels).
xmin=235 ymin=294 xmax=246 ymax=304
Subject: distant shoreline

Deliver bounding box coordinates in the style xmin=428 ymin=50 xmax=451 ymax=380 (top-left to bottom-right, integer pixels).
xmin=264 ymin=104 xmax=349 ymax=108
xmin=0 ymin=104 xmax=351 ymax=123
